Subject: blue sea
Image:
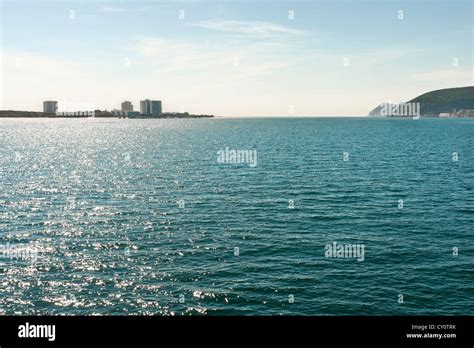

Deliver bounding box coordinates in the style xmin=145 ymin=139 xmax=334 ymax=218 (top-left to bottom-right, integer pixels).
xmin=0 ymin=117 xmax=473 ymax=315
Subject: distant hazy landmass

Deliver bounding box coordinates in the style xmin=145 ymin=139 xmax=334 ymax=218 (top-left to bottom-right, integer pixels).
xmin=0 ymin=111 xmax=56 ymax=118
xmin=368 ymin=86 xmax=474 ymax=117
xmin=0 ymin=110 xmax=214 ymax=118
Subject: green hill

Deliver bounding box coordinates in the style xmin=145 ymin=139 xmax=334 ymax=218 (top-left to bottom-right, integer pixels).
xmin=368 ymin=86 xmax=474 ymax=116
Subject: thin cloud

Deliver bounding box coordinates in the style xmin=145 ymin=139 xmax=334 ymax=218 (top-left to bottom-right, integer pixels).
xmin=131 ymin=36 xmax=291 ymax=75
xmin=132 ymin=37 xmax=233 ymax=73
xmin=99 ymin=5 xmax=148 ymax=13
xmin=187 ymin=20 xmax=305 ymax=38
xmin=100 ymin=5 xmax=128 ymax=13
xmin=413 ymin=68 xmax=473 ymax=84
xmin=1 ymin=51 xmax=103 ymax=110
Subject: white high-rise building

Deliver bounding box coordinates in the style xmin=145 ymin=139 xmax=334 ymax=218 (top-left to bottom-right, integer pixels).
xmin=121 ymin=101 xmax=133 ymax=111
xmin=43 ymin=101 xmax=58 ymax=113
xmin=140 ymin=99 xmax=162 ymax=116
xmin=140 ymin=100 xmax=150 ymax=115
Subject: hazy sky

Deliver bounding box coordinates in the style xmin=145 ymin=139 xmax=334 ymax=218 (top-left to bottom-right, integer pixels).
xmin=1 ymin=0 xmax=473 ymax=116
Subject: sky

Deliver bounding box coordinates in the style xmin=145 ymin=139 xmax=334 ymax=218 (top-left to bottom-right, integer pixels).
xmin=0 ymin=0 xmax=473 ymax=116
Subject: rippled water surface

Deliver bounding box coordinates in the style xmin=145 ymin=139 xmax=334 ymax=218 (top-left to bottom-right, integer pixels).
xmin=0 ymin=117 xmax=473 ymax=315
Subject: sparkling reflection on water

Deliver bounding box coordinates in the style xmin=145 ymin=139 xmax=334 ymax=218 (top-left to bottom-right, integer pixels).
xmin=0 ymin=117 xmax=473 ymax=315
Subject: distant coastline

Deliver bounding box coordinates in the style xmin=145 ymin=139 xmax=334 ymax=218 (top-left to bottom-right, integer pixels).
xmin=0 ymin=110 xmax=214 ymax=118
xmin=368 ymin=86 xmax=474 ymax=117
